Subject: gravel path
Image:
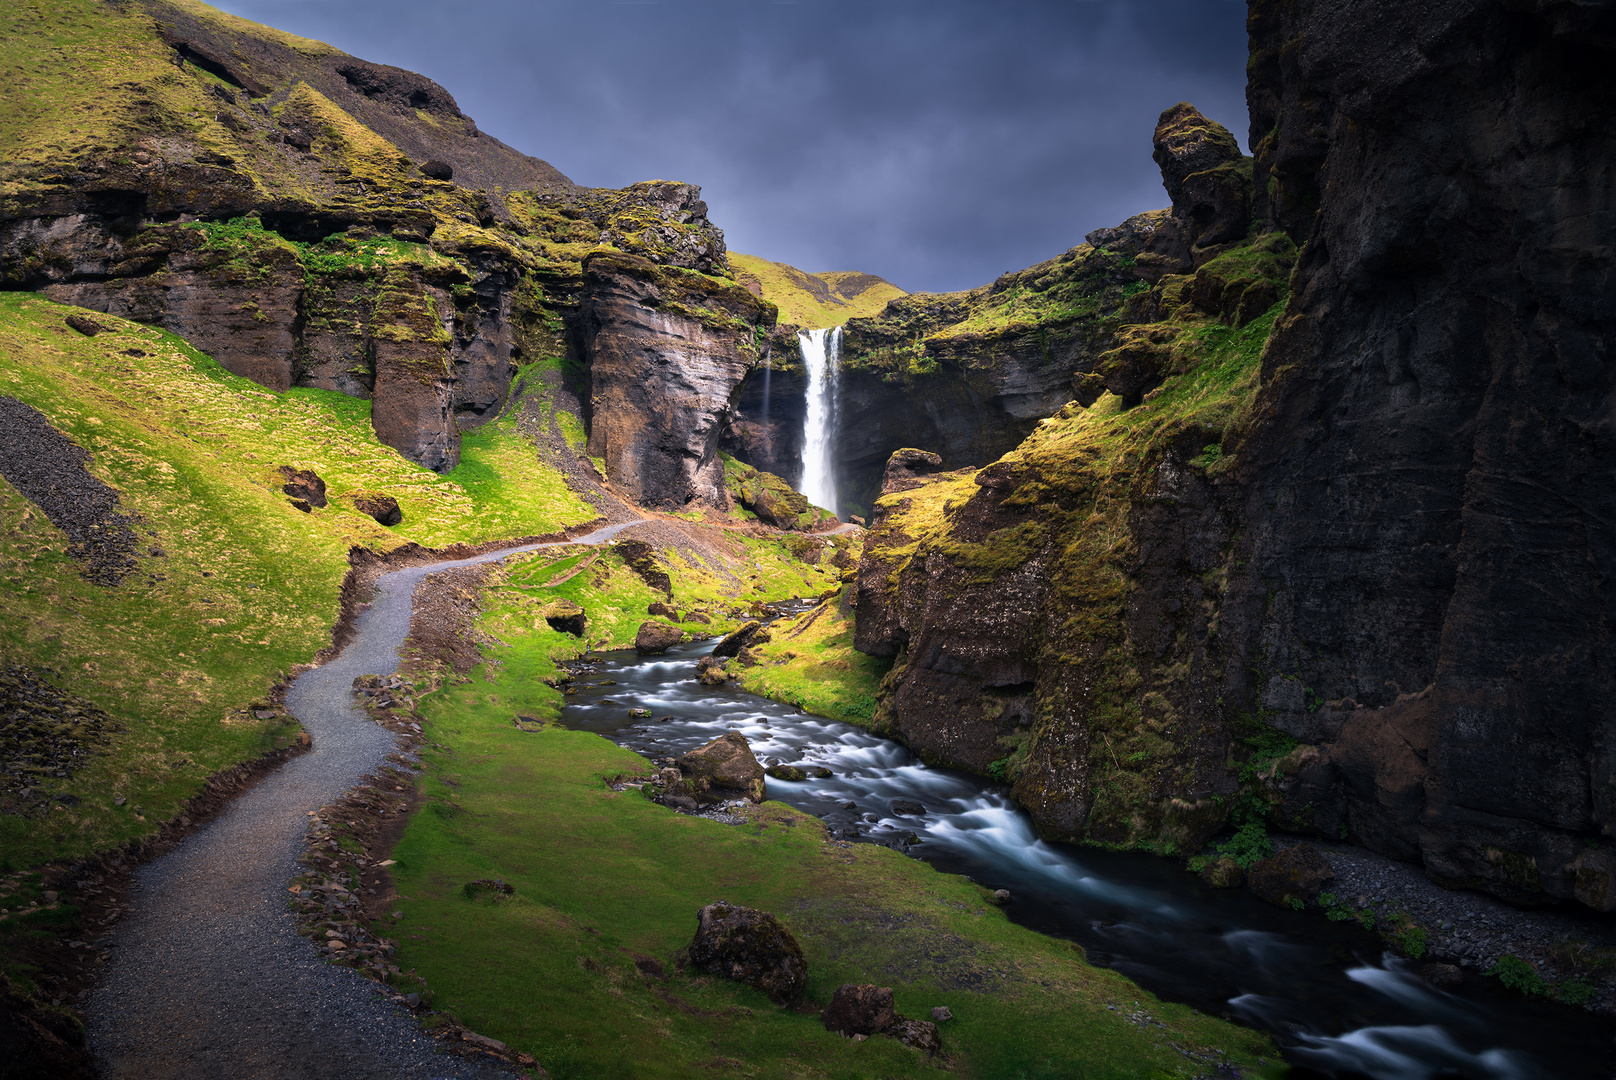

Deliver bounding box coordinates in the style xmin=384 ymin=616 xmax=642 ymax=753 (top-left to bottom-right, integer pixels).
xmin=86 ymin=520 xmax=645 ymax=1080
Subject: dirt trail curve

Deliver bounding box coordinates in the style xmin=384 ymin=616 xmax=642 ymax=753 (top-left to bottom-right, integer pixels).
xmin=86 ymin=520 xmax=647 ymax=1080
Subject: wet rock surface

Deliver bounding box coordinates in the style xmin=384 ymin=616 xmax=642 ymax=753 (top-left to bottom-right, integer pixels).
xmin=0 ymin=396 xmax=142 ymax=586
xmin=1247 ymin=843 xmax=1334 ymax=908
xmin=687 ymin=902 xmax=806 ymax=1004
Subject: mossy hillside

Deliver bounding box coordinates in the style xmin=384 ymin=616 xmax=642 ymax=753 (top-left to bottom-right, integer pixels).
xmin=384 ymin=600 xmax=1279 ymax=1079
xmin=0 ymin=293 xmax=593 ymax=869
xmin=861 ymin=293 xmax=1289 ymax=852
xmin=729 ymin=252 xmax=906 ymax=329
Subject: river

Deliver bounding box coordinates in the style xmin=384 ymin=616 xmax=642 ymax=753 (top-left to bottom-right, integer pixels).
xmin=559 ymin=634 xmax=1609 ymax=1080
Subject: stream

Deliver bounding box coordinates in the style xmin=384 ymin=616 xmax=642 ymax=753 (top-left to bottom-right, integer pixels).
xmin=559 ymin=634 xmax=1609 ymax=1080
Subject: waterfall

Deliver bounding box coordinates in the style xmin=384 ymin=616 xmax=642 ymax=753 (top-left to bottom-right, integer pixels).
xmin=797 ymin=326 xmax=842 ymax=515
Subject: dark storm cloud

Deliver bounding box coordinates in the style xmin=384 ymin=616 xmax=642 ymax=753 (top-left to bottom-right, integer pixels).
xmin=212 ymin=0 xmax=1250 ymax=292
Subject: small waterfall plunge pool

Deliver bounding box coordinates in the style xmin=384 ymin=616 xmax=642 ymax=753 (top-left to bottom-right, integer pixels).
xmin=557 ymin=635 xmax=1608 ymax=1079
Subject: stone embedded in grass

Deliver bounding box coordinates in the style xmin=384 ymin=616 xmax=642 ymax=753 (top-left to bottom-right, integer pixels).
xmin=540 ymin=598 xmax=587 ymax=637
xmin=677 ymin=732 xmax=766 ymax=804
xmin=824 ymin=983 xmax=943 ymax=1055
xmin=462 ymin=878 xmax=515 ymax=899
xmin=276 ymin=466 xmax=327 ymax=508
xmin=688 ymin=902 xmax=806 ymax=1004
xmin=634 ymin=620 xmax=683 ymax=655
xmin=824 ymin=984 xmax=895 ymax=1035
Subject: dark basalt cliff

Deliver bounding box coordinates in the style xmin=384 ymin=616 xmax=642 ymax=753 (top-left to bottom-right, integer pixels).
xmin=1 ymin=1 xmax=769 ymax=491
xmin=1228 ymin=0 xmax=1616 ymax=905
xmin=852 ymin=0 xmax=1616 ymax=911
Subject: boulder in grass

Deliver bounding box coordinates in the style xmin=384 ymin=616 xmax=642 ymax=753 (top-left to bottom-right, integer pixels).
xmin=688 ymin=902 xmax=806 ymax=1004
xmin=634 ymin=620 xmax=683 ymax=654
xmin=677 ymin=731 xmax=765 ymax=803
xmin=888 ymin=1017 xmax=942 ymax=1055
xmin=419 ymin=159 xmax=454 ymax=180
xmin=1200 ymin=856 xmax=1245 ymax=889
xmin=65 ymin=315 xmax=108 ymax=336
xmin=823 ymin=984 xmax=896 ymax=1036
xmin=1247 ymin=843 xmax=1335 ymax=907
xmin=354 ymin=493 xmax=403 ymax=526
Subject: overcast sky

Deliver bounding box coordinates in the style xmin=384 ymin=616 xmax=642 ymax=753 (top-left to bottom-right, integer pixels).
xmin=213 ymin=0 xmax=1251 ymax=293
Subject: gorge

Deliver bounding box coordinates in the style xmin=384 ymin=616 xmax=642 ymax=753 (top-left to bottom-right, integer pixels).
xmin=1 ymin=0 xmax=1613 ymax=1077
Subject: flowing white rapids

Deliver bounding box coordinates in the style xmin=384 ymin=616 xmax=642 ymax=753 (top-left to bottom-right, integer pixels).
xmin=797 ymin=326 xmax=842 ymax=515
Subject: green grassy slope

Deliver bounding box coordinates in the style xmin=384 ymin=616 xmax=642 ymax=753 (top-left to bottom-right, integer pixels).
xmin=0 ymin=292 xmax=593 ymax=868
xmin=730 ymin=252 xmax=905 ymax=329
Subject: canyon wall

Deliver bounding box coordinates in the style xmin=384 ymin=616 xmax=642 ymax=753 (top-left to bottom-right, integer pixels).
xmin=851 ymin=0 xmax=1616 ymax=910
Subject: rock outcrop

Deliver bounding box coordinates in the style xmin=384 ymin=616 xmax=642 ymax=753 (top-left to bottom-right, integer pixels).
xmin=675 ymin=732 xmax=766 ymax=804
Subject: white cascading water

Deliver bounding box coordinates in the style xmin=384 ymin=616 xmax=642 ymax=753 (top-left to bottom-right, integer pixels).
xmin=797 ymin=326 xmax=842 ymax=515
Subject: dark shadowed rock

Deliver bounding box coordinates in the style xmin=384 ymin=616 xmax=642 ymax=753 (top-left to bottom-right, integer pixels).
xmin=634 ymin=621 xmax=683 ymax=655
xmin=823 ymin=984 xmax=895 ymax=1036
xmin=1418 ymin=963 xmax=1464 ymax=989
xmin=648 ymin=601 xmax=679 ymax=620
xmin=688 ymin=902 xmax=806 ymax=1004
xmin=1248 ymin=844 xmax=1334 ymax=908
xmin=765 ymin=764 xmax=806 ymax=781
xmin=419 ymin=159 xmax=453 ymax=180
xmin=677 ymin=732 xmax=765 ymax=803
xmin=353 ymin=494 xmax=402 ymax=526
xmin=712 ymin=620 xmax=762 ymax=659
xmin=1572 ymin=849 xmax=1616 ymax=912
xmin=1200 ymin=857 xmax=1245 ymax=889
xmin=277 ymin=466 xmax=327 ymax=508
xmin=889 ymin=799 xmax=925 ymax=816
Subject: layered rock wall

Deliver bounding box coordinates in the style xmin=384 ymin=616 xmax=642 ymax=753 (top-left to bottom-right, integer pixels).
xmin=580 ymin=250 xmax=775 ymax=508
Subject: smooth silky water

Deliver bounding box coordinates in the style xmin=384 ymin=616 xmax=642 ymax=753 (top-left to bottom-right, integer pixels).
xmin=559 ymin=635 xmax=1608 ymax=1079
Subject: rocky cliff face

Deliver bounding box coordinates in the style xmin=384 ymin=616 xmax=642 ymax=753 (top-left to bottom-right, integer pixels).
xmin=1 ymin=1 xmax=765 ymax=490
xmin=851 ymin=0 xmax=1616 ymax=912
xmin=1224 ymin=0 xmax=1616 ymax=906
xmin=579 ymin=247 xmax=775 ymax=509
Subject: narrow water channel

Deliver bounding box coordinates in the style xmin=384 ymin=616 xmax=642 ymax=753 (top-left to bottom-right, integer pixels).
xmin=559 ymin=635 xmax=1608 ymax=1080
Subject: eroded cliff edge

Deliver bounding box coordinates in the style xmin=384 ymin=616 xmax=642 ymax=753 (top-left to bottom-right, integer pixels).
xmin=853 ymin=0 xmax=1616 ymax=911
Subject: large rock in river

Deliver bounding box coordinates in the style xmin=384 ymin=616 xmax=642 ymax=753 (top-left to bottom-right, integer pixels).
xmin=634 ymin=620 xmax=683 ymax=655
xmin=677 ymin=731 xmax=766 ymax=803
xmin=688 ymin=902 xmax=806 ymax=1004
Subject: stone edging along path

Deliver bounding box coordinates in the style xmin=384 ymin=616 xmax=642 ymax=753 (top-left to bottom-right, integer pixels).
xmin=86 ymin=521 xmax=645 ymax=1080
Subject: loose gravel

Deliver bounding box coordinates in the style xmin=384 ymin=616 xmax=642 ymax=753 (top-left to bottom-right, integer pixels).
xmin=0 ymin=395 xmax=140 ymax=585
xmin=86 ymin=521 xmax=644 ymax=1079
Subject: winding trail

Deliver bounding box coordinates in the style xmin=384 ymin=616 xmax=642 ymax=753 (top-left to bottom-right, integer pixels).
xmin=87 ymin=521 xmax=645 ymax=1080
